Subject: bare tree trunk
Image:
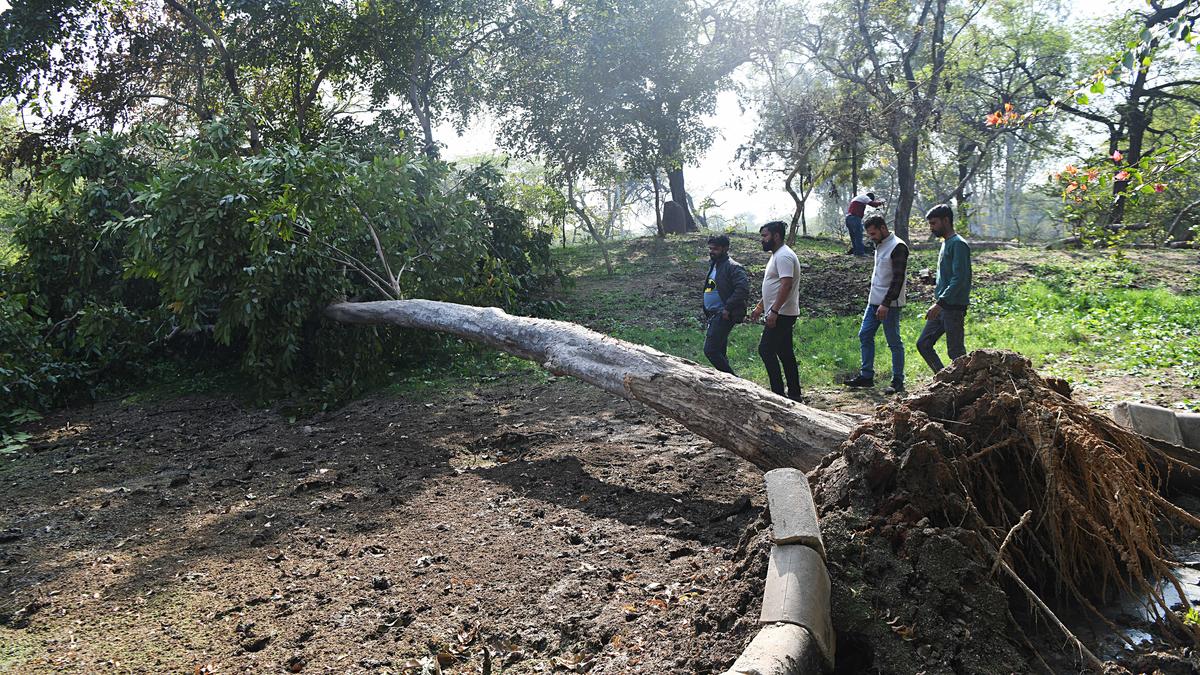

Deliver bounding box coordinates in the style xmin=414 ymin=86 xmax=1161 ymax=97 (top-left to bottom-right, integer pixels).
xmin=894 ymin=137 xmax=918 ymax=241
xmin=652 ymin=172 xmax=664 ymax=238
xmin=325 ymin=300 xmax=855 ymax=471
xmin=567 ymin=182 xmax=613 ymax=275
xmin=785 ymin=164 xmax=803 ymax=245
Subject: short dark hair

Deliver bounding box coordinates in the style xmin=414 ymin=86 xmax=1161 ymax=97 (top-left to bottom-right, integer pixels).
xmin=864 ymin=215 xmax=887 ymax=231
xmin=760 ymin=221 xmax=787 ymax=240
xmin=707 ymin=234 xmax=730 ymax=248
xmin=866 ymin=192 xmax=876 ymax=200
xmin=925 ymin=204 xmax=954 ymax=223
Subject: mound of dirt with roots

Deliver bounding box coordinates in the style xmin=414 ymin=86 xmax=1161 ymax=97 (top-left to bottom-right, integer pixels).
xmin=808 ymin=350 xmax=1199 ymax=674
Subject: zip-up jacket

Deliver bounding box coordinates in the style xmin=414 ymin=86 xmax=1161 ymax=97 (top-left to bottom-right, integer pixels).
xmin=704 ymin=255 xmax=749 ymax=321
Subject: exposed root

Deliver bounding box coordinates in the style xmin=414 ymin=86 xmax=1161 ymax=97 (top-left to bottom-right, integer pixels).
xmin=814 ymin=349 xmax=1200 ymax=672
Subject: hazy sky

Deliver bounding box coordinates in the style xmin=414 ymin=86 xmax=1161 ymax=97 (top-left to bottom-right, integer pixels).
xmin=440 ymin=0 xmax=1128 ymax=230
xmin=0 ymin=0 xmax=1133 ymax=230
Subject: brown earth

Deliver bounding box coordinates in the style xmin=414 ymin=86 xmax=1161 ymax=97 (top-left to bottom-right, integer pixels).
xmin=812 ymin=350 xmax=1200 ymax=675
xmin=4 ymin=236 xmax=1198 ymax=674
xmin=0 ymin=378 xmax=772 ymax=674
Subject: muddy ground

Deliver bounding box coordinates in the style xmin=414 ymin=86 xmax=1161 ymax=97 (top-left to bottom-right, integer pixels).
xmin=3 ymin=236 xmax=1198 ymax=673
xmin=0 ymin=377 xmax=771 ymax=673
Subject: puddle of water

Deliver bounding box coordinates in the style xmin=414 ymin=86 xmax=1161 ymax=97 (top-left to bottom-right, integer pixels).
xmin=1067 ymin=545 xmax=1200 ymax=662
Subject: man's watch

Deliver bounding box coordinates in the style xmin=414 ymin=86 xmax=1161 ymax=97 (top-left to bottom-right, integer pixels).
xmin=768 ymin=308 xmax=778 ymax=315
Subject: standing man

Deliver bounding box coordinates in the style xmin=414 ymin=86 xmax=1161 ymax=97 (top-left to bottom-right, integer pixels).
xmin=846 ymin=192 xmax=885 ymax=257
xmin=750 ymin=221 xmax=804 ymax=401
xmin=844 ymin=216 xmax=908 ymax=394
xmin=702 ymin=234 xmax=749 ymax=374
xmin=916 ymin=204 xmax=972 ymax=373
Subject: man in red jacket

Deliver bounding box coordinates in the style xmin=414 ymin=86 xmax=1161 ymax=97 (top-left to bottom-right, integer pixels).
xmin=845 ymin=192 xmax=885 ymax=257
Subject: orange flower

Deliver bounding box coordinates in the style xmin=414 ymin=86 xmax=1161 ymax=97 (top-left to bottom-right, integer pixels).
xmin=1111 ymin=150 xmax=1123 ymax=163
xmin=1085 ymin=168 xmax=1099 ymax=181
xmin=1115 ymin=170 xmax=1130 ymax=181
xmin=986 ymin=112 xmax=1001 ymax=126
xmin=1004 ymin=102 xmax=1014 ymax=112
xmin=1065 ymin=165 xmax=1079 ymax=175
xmin=1065 ymin=182 xmax=1078 ymax=193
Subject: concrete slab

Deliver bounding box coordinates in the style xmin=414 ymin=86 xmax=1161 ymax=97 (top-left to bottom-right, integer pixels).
xmin=1111 ymin=402 xmax=1185 ymax=446
xmin=722 ymin=622 xmax=827 ymax=675
xmin=764 ymin=469 xmax=825 ymax=559
xmin=1176 ymin=412 xmax=1200 ymax=450
xmin=759 ymin=545 xmax=834 ymax=667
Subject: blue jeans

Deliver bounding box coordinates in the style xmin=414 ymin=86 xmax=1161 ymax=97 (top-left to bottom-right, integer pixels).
xmin=845 ymin=215 xmax=866 ymax=255
xmin=859 ymin=304 xmax=904 ymax=385
xmin=704 ymin=313 xmax=737 ymax=374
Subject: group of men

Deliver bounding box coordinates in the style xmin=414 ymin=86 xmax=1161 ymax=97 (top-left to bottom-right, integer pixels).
xmin=701 ymin=203 xmax=972 ymax=399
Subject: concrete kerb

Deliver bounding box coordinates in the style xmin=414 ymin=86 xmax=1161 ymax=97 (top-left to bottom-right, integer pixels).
xmin=721 ymin=469 xmax=835 ymax=675
xmin=1111 ymin=401 xmax=1186 ymax=447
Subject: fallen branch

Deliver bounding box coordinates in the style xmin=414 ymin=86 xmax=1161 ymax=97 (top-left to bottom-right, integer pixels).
xmin=324 ymin=300 xmax=855 ymax=471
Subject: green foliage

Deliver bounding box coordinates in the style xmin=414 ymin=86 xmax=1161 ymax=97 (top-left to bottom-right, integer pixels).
xmin=0 ymin=119 xmax=560 ymax=413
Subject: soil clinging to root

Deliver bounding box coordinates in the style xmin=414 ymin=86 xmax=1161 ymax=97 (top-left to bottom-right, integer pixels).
xmin=811 ymin=349 xmax=1199 ymax=674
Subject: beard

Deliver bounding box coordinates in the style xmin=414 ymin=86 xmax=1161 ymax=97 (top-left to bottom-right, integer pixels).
xmin=761 ymin=240 xmax=773 ymax=252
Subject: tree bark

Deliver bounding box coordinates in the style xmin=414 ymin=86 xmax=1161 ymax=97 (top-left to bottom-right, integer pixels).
xmin=324 ymin=300 xmax=855 ymax=471
xmin=666 ymin=166 xmax=697 ymax=232
xmin=652 ymin=172 xmax=664 ymax=238
xmin=894 ymin=137 xmax=918 ymax=241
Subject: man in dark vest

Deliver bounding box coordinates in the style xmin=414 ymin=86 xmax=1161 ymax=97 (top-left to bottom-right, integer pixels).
xmin=702 ymin=234 xmax=749 ymax=374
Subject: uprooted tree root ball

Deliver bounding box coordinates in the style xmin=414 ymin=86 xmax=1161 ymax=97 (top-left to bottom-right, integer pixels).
xmin=810 ymin=349 xmax=1199 ymax=674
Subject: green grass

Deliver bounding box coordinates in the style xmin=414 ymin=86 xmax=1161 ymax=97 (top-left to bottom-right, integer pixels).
xmin=546 ymin=242 xmax=1200 ymax=396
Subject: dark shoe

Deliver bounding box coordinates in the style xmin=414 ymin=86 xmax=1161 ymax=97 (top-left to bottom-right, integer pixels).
xmin=787 ymin=392 xmax=808 ymax=404
xmin=844 ymin=375 xmax=874 ymax=388
xmin=884 ymin=382 xmax=905 ymax=395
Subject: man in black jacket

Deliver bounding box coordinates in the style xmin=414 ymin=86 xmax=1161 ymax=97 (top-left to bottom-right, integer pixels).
xmin=702 ymin=235 xmax=749 ymax=374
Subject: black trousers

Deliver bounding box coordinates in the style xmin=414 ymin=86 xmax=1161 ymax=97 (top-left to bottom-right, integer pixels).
xmin=758 ymin=314 xmax=801 ymax=399
xmin=916 ymin=307 xmax=967 ymax=373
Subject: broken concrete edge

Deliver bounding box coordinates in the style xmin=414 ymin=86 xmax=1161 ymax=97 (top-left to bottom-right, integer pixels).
xmin=759 ymin=544 xmax=835 ymax=667
xmin=721 ymin=475 xmax=835 ymax=675
xmin=721 ymin=622 xmax=827 ymax=675
xmin=764 ymin=468 xmax=825 ymax=559
xmin=1111 ymin=401 xmax=1186 ymax=447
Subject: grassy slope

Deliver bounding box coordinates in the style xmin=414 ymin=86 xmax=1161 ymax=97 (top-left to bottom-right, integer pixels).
xmin=547 ymin=233 xmax=1200 ymax=412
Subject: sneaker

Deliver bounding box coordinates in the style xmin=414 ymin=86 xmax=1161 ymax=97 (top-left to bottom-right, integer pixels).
xmin=844 ymin=375 xmax=874 ymax=388
xmin=883 ymin=383 xmax=905 ymax=395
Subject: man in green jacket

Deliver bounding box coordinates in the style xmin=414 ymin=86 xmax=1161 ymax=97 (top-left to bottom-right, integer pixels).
xmin=916 ymin=204 xmax=971 ymax=373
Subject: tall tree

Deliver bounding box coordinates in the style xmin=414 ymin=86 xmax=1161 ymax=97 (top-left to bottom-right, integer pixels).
xmin=491 ymin=0 xmax=751 ymax=231
xmin=1025 ymin=0 xmax=1200 ymax=224
xmin=363 ymin=0 xmax=513 ymax=156
xmin=803 ymin=0 xmax=984 ymax=239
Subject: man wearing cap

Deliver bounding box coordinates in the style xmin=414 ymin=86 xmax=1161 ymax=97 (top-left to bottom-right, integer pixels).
xmin=846 ymin=192 xmax=885 ymax=257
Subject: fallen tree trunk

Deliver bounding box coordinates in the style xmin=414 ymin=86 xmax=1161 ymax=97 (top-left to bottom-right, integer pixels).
xmin=325 ymin=300 xmax=855 ymax=471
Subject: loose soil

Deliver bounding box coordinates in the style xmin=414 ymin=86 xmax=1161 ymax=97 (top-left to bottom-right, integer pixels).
xmin=811 ymin=350 xmax=1200 ymax=675
xmin=4 ymin=236 xmax=1199 ymax=673
xmin=0 ymin=377 xmax=770 ymax=673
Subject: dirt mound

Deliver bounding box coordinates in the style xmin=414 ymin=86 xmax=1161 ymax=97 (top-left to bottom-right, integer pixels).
xmin=810 ymin=350 xmax=1198 ymax=674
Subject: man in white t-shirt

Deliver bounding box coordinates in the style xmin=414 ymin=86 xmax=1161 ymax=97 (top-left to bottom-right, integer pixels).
xmin=750 ymin=221 xmax=804 ymax=401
